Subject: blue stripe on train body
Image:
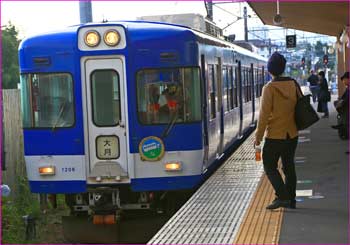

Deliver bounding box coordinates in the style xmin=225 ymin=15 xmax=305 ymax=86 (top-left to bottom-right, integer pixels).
xmin=28 ymin=175 xmax=203 ymax=193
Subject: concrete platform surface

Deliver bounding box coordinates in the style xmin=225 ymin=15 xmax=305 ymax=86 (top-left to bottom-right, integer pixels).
xmin=279 ymin=102 xmax=349 ymax=244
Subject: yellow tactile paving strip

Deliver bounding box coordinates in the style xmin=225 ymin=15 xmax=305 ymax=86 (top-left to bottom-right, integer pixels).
xmin=233 ymin=172 xmax=284 ymax=244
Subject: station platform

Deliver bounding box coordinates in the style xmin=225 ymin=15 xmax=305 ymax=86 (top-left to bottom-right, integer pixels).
xmin=148 ymin=101 xmax=349 ymax=244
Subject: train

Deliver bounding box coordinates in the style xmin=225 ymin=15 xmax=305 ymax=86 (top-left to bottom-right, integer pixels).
xmin=19 ymin=15 xmax=268 ymax=229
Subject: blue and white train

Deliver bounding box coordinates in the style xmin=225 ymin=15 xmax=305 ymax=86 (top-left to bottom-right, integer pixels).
xmin=19 ymin=18 xmax=267 ymax=223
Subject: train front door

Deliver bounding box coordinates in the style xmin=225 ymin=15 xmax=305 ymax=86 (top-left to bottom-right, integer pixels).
xmin=82 ymin=57 xmax=128 ymax=183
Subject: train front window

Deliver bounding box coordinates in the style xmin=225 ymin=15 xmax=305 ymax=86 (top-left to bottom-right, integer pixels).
xmin=20 ymin=73 xmax=74 ymax=128
xmin=91 ymin=70 xmax=120 ymax=126
xmin=137 ymin=67 xmax=201 ymax=125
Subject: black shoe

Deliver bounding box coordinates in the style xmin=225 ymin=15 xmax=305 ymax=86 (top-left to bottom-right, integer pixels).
xmin=266 ymin=199 xmax=290 ymax=210
xmin=331 ymin=124 xmax=343 ymax=129
xmin=321 ymin=114 xmax=329 ymax=118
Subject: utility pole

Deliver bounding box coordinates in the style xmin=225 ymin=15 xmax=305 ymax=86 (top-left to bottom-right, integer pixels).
xmin=243 ymin=6 xmax=248 ymax=41
xmin=204 ymin=0 xmax=213 ymax=21
xmin=79 ymin=1 xmax=93 ymax=24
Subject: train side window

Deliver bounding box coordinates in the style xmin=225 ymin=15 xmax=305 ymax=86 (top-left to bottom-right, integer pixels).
xmin=244 ymin=68 xmax=248 ymax=103
xmin=260 ymin=69 xmax=265 ymax=95
xmin=222 ymin=67 xmax=230 ymax=112
xmin=244 ymin=68 xmax=249 ymax=103
xmin=91 ymin=70 xmax=120 ymax=126
xmin=241 ymin=68 xmax=245 ymax=103
xmin=234 ymin=67 xmax=238 ymax=108
xmin=20 ymin=73 xmax=75 ymax=128
xmin=208 ymin=65 xmax=216 ymax=119
xmin=228 ymin=66 xmax=234 ymax=110
xmin=216 ymin=64 xmax=221 ymax=114
xmin=258 ymin=69 xmax=264 ymax=97
xmin=249 ymin=68 xmax=253 ymax=102
xmin=245 ymin=69 xmax=248 ymax=102
xmin=256 ymin=69 xmax=259 ymax=97
xmin=248 ymin=68 xmax=252 ymax=102
xmin=246 ymin=69 xmax=250 ymax=102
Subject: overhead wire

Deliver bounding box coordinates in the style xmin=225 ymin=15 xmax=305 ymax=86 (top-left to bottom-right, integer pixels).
xmin=213 ymin=4 xmax=241 ymax=19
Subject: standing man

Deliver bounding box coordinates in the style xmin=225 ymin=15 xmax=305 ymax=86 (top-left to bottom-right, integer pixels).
xmin=307 ymin=70 xmax=319 ymax=103
xmin=317 ymin=71 xmax=330 ymax=118
xmin=255 ymin=52 xmax=299 ymax=210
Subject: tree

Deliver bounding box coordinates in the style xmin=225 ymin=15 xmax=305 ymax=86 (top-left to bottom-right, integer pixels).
xmin=313 ymin=40 xmax=335 ymax=73
xmin=2 ymin=22 xmax=21 ymax=89
xmin=314 ymin=41 xmax=325 ymax=57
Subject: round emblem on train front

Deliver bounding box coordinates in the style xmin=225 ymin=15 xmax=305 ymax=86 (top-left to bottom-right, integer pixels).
xmin=139 ymin=136 xmax=165 ymax=161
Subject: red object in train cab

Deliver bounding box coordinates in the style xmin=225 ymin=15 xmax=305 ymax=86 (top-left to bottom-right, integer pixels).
xmin=149 ymin=103 xmax=160 ymax=112
xmin=167 ymin=100 xmax=177 ymax=110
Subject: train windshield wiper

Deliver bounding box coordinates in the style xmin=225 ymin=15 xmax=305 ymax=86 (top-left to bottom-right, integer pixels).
xmin=52 ymin=102 xmax=66 ymax=131
xmin=161 ymin=109 xmax=179 ymax=138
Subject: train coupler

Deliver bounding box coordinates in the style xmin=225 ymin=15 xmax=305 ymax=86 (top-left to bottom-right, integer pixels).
xmin=92 ymin=214 xmax=116 ymax=225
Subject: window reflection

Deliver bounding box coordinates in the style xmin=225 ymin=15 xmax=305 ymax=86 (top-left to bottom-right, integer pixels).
xmin=91 ymin=70 xmax=120 ymax=126
xmin=137 ymin=68 xmax=201 ymax=124
xmin=20 ymin=73 xmax=75 ymax=128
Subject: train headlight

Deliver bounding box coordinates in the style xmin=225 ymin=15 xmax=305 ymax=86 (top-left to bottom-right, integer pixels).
xmin=84 ymin=30 xmax=101 ymax=47
xmin=164 ymin=161 xmax=182 ymax=172
xmin=39 ymin=166 xmax=56 ymax=176
xmin=103 ymin=30 xmax=120 ymax=46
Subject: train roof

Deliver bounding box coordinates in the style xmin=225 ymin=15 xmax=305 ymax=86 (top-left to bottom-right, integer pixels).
xmin=19 ymin=20 xmax=266 ymax=62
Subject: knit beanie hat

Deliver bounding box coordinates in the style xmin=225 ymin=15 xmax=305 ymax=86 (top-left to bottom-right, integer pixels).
xmin=267 ymin=51 xmax=286 ymax=76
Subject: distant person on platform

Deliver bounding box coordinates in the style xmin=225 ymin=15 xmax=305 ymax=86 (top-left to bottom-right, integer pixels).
xmin=307 ymin=70 xmax=319 ymax=103
xmin=255 ymin=51 xmax=299 ymax=210
xmin=317 ymin=71 xmax=330 ymax=118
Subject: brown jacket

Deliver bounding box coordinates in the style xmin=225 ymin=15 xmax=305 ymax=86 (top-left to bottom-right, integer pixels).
xmin=255 ymin=78 xmax=300 ymax=142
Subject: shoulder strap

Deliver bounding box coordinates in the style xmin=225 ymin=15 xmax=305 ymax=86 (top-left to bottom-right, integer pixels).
xmin=293 ymin=80 xmax=303 ymax=98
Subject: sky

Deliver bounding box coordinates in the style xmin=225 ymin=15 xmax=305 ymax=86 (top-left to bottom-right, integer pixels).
xmin=1 ymin=1 xmax=335 ymax=47
xmin=1 ymin=1 xmax=263 ymax=40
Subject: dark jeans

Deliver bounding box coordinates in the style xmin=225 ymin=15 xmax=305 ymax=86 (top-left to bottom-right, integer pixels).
xmin=321 ymin=101 xmax=329 ymax=116
xmin=310 ymin=86 xmax=319 ymax=103
xmin=263 ymin=137 xmax=298 ymax=201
